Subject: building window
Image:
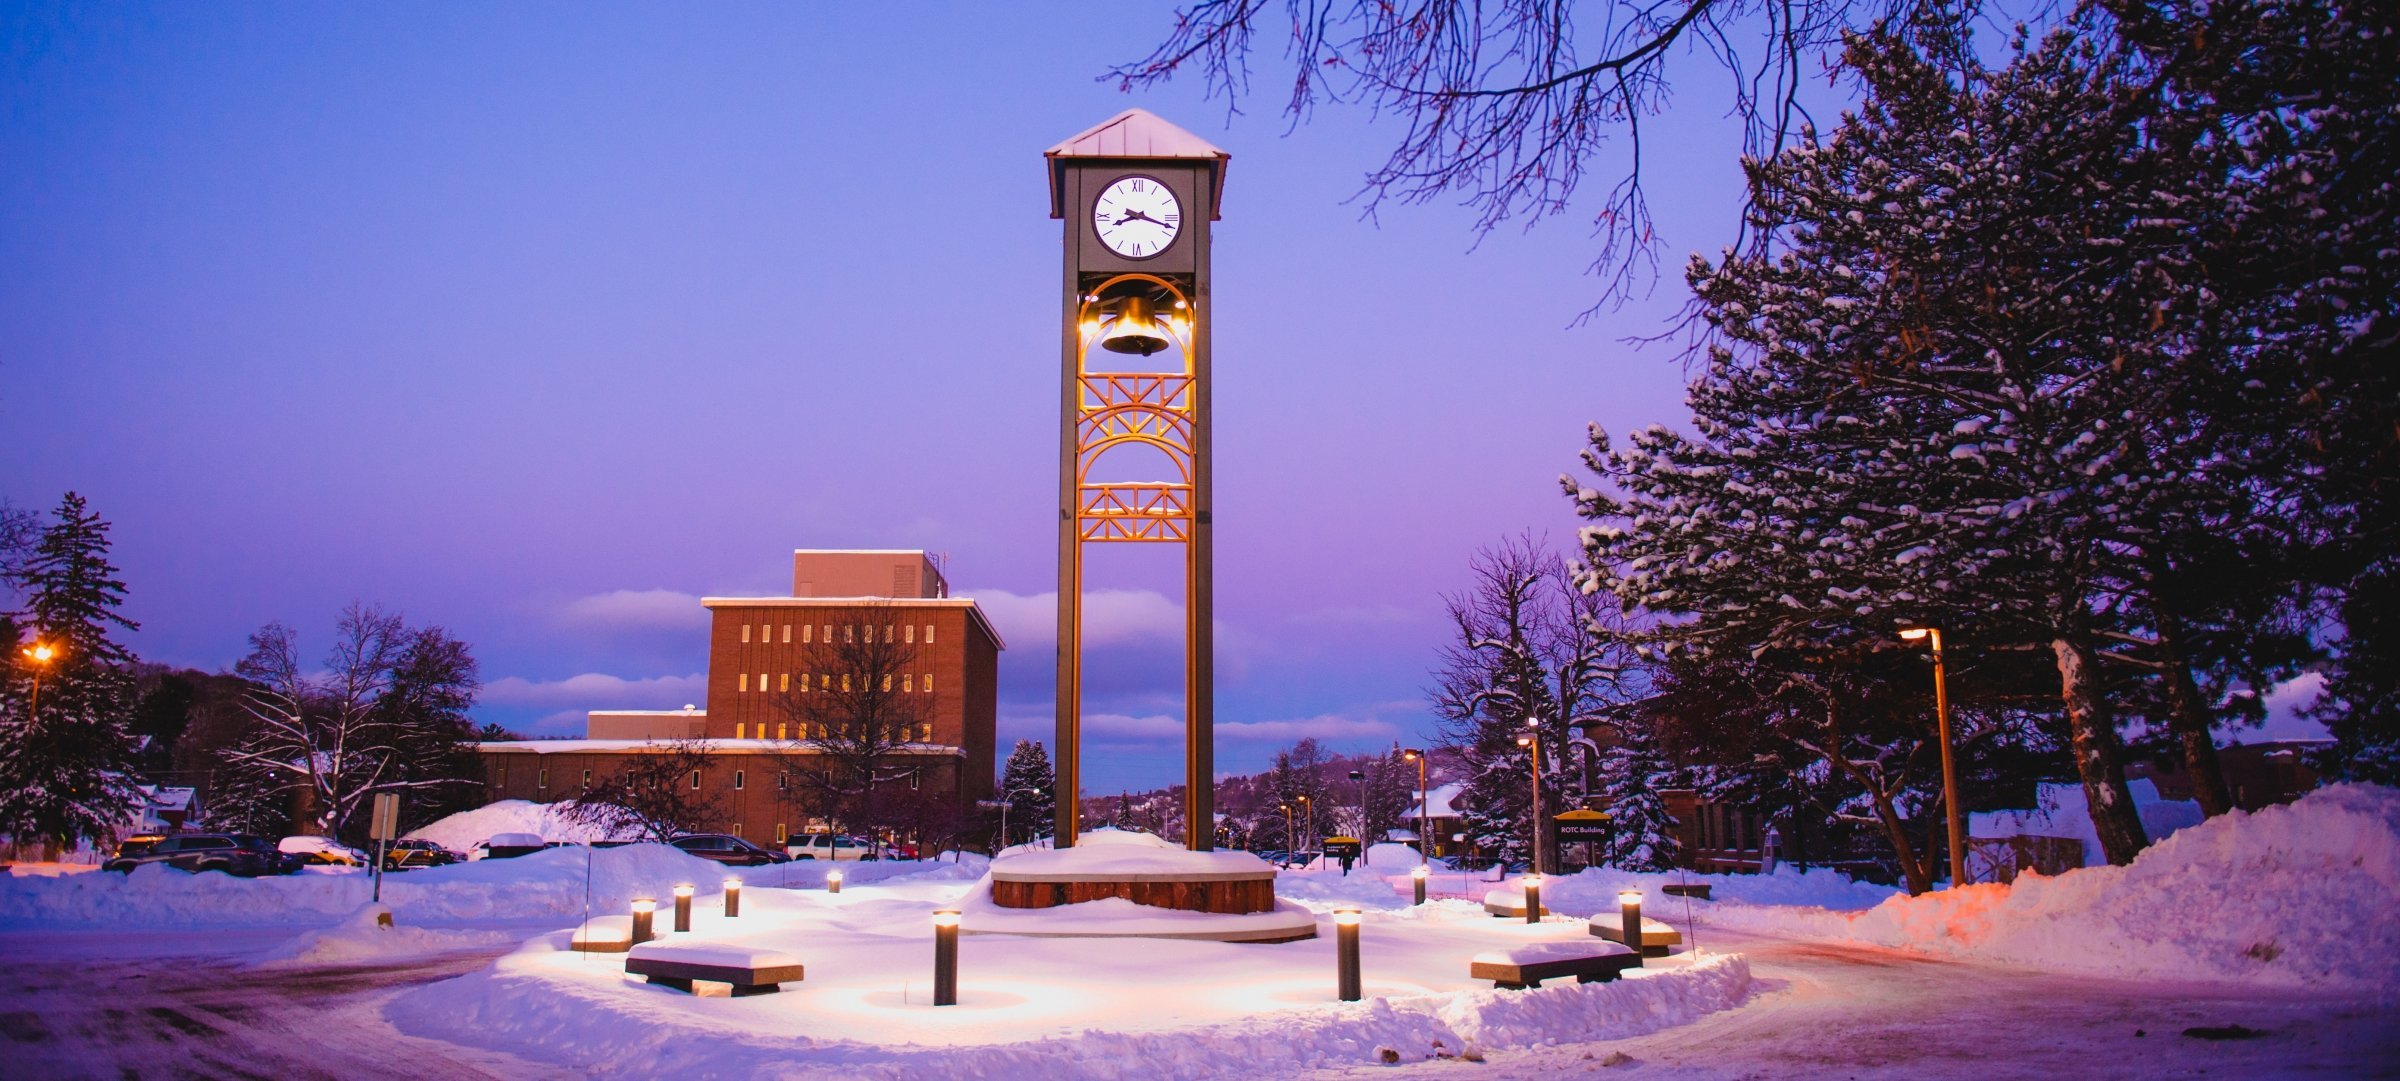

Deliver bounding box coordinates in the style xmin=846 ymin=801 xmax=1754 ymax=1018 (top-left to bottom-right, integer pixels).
xmin=739 ymin=673 xmax=749 ymax=692
xmin=582 ymin=769 xmax=592 ymax=786
xmin=537 ymin=769 xmax=548 ymax=789
xmin=779 ymin=673 xmax=789 ymax=692
xmin=822 ymin=624 xmax=831 ymax=642
xmin=736 ymin=723 xmax=746 ymax=739
xmin=910 ymin=769 xmax=921 ymax=791
xmin=903 ymin=674 xmax=914 ymax=692
xmin=841 ymin=674 xmax=851 ymax=692
xmin=925 ymin=623 xmax=935 ymax=643
xmin=735 ymin=770 xmax=745 ymax=790
xmin=845 ymin=625 xmax=855 ymax=643
xmin=884 ymin=624 xmax=894 ymax=643
xmin=921 ymin=722 xmax=933 ymax=741
xmin=498 ymin=765 xmax=506 ymax=787
xmin=733 ymin=822 xmax=742 ymax=838
xmin=777 ymin=723 xmax=788 ymax=740
xmin=776 ymin=823 xmax=788 ymax=843
xmin=782 ymin=624 xmax=792 ymax=643
xmin=777 ymin=771 xmax=788 ymax=791
xmin=759 ymin=673 xmax=767 ymax=695
xmin=742 ymin=624 xmax=751 ymax=643
xmin=691 ymin=770 xmax=702 ymax=790
xmin=881 ymin=674 xmax=892 ymax=692
xmin=820 ymin=673 xmax=829 ymax=691
xmin=925 ymin=673 xmax=935 ymax=694
xmin=905 ymin=624 xmax=916 ymax=644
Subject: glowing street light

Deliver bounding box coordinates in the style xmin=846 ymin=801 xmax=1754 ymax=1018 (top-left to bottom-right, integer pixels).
xmin=1515 ymin=720 xmax=1545 ymax=875
xmin=1618 ymin=888 xmax=1646 ymax=963
xmin=723 ymin=877 xmax=742 ymax=917
xmin=1400 ymin=748 xmax=1429 ymax=867
xmin=1332 ymin=905 xmax=1363 ymax=1001
xmin=1521 ymin=874 xmax=1544 ymax=924
xmin=20 ymin=640 xmax=58 ymax=717
xmin=629 ymin=897 xmax=656 ymax=944
xmin=931 ymin=908 xmax=961 ymax=1006
xmin=827 ymin=868 xmax=844 ymax=894
xmin=672 ymin=883 xmax=694 ymax=932
xmin=1410 ymin=863 xmax=1429 ymax=906
xmin=1297 ymin=795 xmax=1313 ymax=866
xmin=1901 ymin=627 xmax=1967 ymax=888
xmin=1278 ymin=803 xmax=1294 ymax=867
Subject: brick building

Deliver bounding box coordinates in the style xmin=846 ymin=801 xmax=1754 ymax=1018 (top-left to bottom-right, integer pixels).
xmin=474 ymin=551 xmax=1003 ymax=851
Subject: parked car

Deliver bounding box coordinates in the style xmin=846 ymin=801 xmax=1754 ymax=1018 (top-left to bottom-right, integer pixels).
xmin=279 ymin=835 xmax=370 ymax=866
xmin=670 ymin=834 xmax=789 ymax=866
xmin=481 ymin=832 xmax=548 ymax=859
xmin=785 ymin=834 xmax=879 ymax=861
xmin=384 ymin=837 xmax=466 ymax=870
xmin=102 ymin=834 xmax=304 ymax=876
xmin=113 ymin=834 xmax=165 ymax=860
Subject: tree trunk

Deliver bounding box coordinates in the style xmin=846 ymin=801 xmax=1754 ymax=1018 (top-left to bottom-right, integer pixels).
xmin=1868 ymin=787 xmax=1934 ymax=896
xmin=2147 ymin=570 xmax=2236 ymax=816
xmin=2052 ymin=635 xmax=2150 ymax=865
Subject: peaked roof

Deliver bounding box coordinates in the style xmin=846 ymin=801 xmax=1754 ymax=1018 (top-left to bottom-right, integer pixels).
xmin=1046 ymin=108 xmax=1229 ymax=220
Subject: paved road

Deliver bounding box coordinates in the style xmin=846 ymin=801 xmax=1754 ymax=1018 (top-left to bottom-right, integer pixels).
xmin=0 ymin=937 xmax=569 ymax=1081
xmin=1319 ymin=928 xmax=2400 ymax=1079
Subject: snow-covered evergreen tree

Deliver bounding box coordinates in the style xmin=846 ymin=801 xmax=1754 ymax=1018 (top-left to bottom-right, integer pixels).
xmin=0 ymin=493 xmax=142 ymax=851
xmin=1595 ymin=721 xmax=1680 ymax=871
xmin=996 ymin=739 xmax=1057 ymax=845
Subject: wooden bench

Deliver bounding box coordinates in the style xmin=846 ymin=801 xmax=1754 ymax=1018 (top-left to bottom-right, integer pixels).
xmin=625 ymin=942 xmax=804 ymax=996
xmin=1662 ymin=882 xmax=1711 ymax=900
xmin=1587 ymin=912 xmax=1681 ymax=957
xmin=1469 ymin=941 xmax=1639 ymax=989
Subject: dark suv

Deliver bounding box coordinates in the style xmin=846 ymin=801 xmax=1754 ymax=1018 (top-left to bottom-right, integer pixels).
xmin=669 ymin=834 xmax=790 ymax=866
xmin=103 ymin=834 xmax=305 ymax=876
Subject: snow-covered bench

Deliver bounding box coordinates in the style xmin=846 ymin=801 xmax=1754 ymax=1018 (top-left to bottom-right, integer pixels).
xmin=571 ymin=915 xmax=634 ymax=954
xmin=1587 ymin=911 xmax=1681 ymax=957
xmin=1481 ymin=889 xmax=1544 ymax=919
xmin=1469 ymin=941 xmax=1639 ymax=989
xmin=625 ymin=942 xmax=805 ymax=996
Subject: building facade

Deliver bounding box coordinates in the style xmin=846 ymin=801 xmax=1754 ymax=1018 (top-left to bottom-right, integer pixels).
xmin=473 ymin=551 xmax=1003 ymax=852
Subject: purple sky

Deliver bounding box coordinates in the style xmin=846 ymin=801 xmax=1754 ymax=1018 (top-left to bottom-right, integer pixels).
xmin=45 ymin=4 xmax=2291 ymax=791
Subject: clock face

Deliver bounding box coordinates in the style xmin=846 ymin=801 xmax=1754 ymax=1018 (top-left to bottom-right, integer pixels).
xmin=1093 ymin=175 xmax=1182 ymax=259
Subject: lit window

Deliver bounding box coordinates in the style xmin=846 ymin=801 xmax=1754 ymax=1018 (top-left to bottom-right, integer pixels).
xmin=779 ymin=673 xmax=789 ymax=692
xmin=777 ymin=723 xmax=788 ymax=740
xmin=782 ymin=624 xmax=792 ymax=643
xmin=736 ymin=723 xmax=746 ymax=739
xmin=742 ymin=625 xmax=751 ymax=643
xmin=822 ymin=624 xmax=831 ymax=642
xmin=906 ymin=625 xmax=916 ymax=644
xmin=881 ymin=674 xmax=892 ymax=692
xmin=776 ymin=823 xmax=788 ymax=843
xmin=739 ymin=673 xmax=748 ymax=692
xmin=925 ymin=623 xmax=935 ymax=643
xmin=735 ymin=770 xmax=745 ymax=790
xmin=759 ymin=672 xmax=767 ymax=694
xmin=884 ymin=624 xmax=894 ymax=643
xmin=538 ymin=769 xmax=548 ymax=789
xmin=921 ymin=722 xmax=933 ymax=741
xmin=845 ymin=625 xmax=855 ymax=643
xmin=819 ymin=673 xmax=829 ymax=690
xmin=904 ymin=674 xmax=914 ymax=692
xmin=691 ymin=770 xmax=701 ymax=790
xmin=841 ymin=674 xmax=851 ymax=692
xmin=925 ymin=673 xmax=935 ymax=694
xmin=804 ymin=625 xmax=813 ymax=643
xmin=733 ymin=822 xmax=742 ymax=837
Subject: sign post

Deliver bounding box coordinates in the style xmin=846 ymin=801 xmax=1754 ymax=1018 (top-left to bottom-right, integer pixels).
xmin=1554 ymin=809 xmax=1613 ymax=871
xmin=369 ymin=792 xmax=401 ymax=904
xmin=1322 ymin=836 xmax=1362 ymax=876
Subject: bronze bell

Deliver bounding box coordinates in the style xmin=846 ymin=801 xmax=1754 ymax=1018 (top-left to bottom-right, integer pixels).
xmin=1100 ymin=295 xmax=1172 ymax=356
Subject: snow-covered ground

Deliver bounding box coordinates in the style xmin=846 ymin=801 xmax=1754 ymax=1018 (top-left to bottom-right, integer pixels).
xmin=0 ymin=785 xmax=2391 ymax=1078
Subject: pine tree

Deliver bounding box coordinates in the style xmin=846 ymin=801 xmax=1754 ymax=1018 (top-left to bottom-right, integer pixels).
xmin=997 ymin=739 xmax=1057 ymax=845
xmin=1595 ymin=721 xmax=1681 ymax=871
xmin=0 ymin=493 xmax=142 ymax=851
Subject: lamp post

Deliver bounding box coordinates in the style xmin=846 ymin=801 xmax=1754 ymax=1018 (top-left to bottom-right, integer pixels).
xmin=1515 ymin=722 xmax=1544 ymax=876
xmin=1619 ymin=889 xmax=1645 ymax=963
xmin=21 ymin=641 xmax=56 ymax=718
xmin=827 ymin=868 xmax=843 ymax=894
xmin=1347 ymin=769 xmax=1365 ymax=852
xmin=629 ymin=897 xmax=656 ymax=944
xmin=1401 ymin=748 xmax=1429 ymax=865
xmin=1901 ymin=627 xmax=1967 ymax=888
xmin=1332 ymin=905 xmax=1362 ymax=1001
xmin=931 ymin=908 xmax=961 ymax=1006
xmin=1279 ymin=803 xmax=1293 ymax=866
xmin=1410 ymin=862 xmax=1429 ymax=906
xmin=1297 ymin=795 xmax=1313 ymax=867
xmin=1522 ymin=873 xmax=1543 ymax=924
xmin=724 ymin=877 xmax=742 ymax=917
xmin=672 ymin=883 xmax=694 ymax=932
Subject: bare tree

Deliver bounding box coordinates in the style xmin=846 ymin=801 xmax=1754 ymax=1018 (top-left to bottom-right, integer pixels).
xmin=773 ymin=606 xmax=936 ymax=841
xmin=1111 ymin=0 xmax=1932 ymax=303
xmin=563 ymin=738 xmax=726 ymax=843
xmin=221 ymin=605 xmax=479 ymax=837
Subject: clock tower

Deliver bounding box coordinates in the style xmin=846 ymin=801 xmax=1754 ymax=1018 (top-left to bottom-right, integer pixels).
xmin=1044 ymin=109 xmax=1229 ymax=850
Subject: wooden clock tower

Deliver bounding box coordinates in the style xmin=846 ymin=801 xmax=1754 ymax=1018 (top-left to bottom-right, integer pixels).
xmin=1044 ymin=109 xmax=1229 ymax=850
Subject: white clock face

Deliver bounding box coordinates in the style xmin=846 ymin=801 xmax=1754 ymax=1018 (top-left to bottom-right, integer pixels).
xmin=1093 ymin=175 xmax=1182 ymax=259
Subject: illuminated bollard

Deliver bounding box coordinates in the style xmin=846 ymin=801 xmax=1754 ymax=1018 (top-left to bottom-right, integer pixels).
xmin=827 ymin=868 xmax=843 ymax=894
xmin=724 ymin=877 xmax=742 ymax=918
xmin=1411 ymin=863 xmax=1429 ymax=906
xmin=932 ymin=908 xmax=961 ymax=1006
xmin=630 ymin=897 xmax=656 ymax=944
xmin=1334 ymin=905 xmax=1363 ymax=1002
xmin=1523 ymin=874 xmax=1544 ymax=924
xmin=673 ymin=883 xmax=694 ymax=933
xmin=1619 ymin=889 xmax=1645 ymax=964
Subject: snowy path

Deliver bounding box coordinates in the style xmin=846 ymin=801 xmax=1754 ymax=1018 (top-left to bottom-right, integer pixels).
xmin=0 ymin=931 xmax=573 ymax=1081
xmin=1313 ymin=928 xmax=2400 ymax=1079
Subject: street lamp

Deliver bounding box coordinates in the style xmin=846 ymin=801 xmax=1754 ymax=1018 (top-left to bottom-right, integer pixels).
xmin=1400 ymin=748 xmax=1429 ymax=866
xmin=1347 ymin=769 xmax=1365 ymax=849
xmin=1901 ymin=627 xmax=1967 ymax=889
xmin=1514 ymin=721 xmax=1544 ymax=876
xmin=1297 ymin=795 xmax=1313 ymax=867
xmin=21 ymin=640 xmax=57 ymax=718
xmin=1278 ymin=803 xmax=1293 ymax=866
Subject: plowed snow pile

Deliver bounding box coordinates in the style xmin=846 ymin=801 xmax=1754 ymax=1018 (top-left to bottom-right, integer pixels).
xmin=405 ymin=798 xmax=615 ymax=849
xmin=1706 ymin=783 xmax=2400 ymax=991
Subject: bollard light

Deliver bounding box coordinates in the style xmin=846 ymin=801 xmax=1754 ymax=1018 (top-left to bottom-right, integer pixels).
xmin=630 ymin=897 xmax=656 ymax=944
xmin=827 ymin=868 xmax=843 ymax=894
xmin=932 ymin=908 xmax=961 ymax=1006
xmin=1619 ymin=888 xmax=1646 ymax=963
xmin=673 ymin=883 xmax=694 ymax=932
xmin=724 ymin=877 xmax=742 ymax=917
xmin=1522 ymin=874 xmax=1544 ymax=924
xmin=1410 ymin=863 xmax=1429 ymax=906
xmin=1333 ymin=905 xmax=1363 ymax=1001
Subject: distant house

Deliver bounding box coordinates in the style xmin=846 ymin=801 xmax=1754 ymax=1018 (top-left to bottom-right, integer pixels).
xmin=131 ymin=785 xmax=201 ymax=835
xmin=1401 ymin=782 xmax=1465 ymax=859
xmin=2127 ymin=739 xmax=2329 ymax=811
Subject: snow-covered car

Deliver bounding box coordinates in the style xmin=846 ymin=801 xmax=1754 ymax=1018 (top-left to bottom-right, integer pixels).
xmin=478 ymin=832 xmax=548 ymax=859
xmin=670 ymin=834 xmax=789 ymax=866
xmin=102 ymin=834 xmax=305 ymax=876
xmin=384 ymin=837 xmax=465 ymax=870
xmin=785 ymin=834 xmax=879 ymax=861
xmin=278 ymin=835 xmax=370 ymax=866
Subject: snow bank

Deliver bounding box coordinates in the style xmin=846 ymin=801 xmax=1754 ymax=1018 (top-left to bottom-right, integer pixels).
xmin=992 ymin=828 xmax=1271 ymax=877
xmin=1276 ymin=866 xmax=1417 ymax=911
xmin=1538 ymin=865 xmax=1899 ymax=916
xmin=1709 ymin=783 xmax=2400 ymax=992
xmin=406 ymin=799 xmax=616 ymax=850
xmin=255 ymin=904 xmax=517 ymax=968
